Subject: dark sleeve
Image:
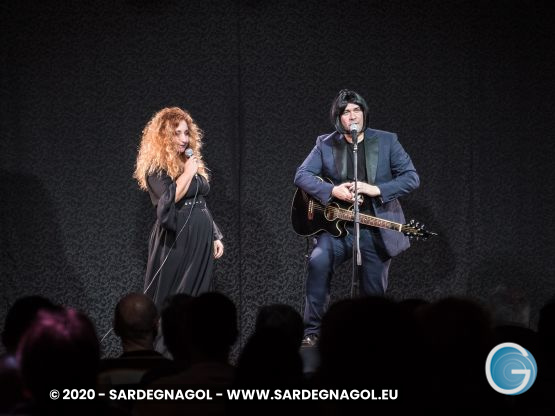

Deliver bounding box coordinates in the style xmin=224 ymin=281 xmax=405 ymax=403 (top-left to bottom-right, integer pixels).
xmin=378 ymin=134 xmax=420 ymax=204
xmin=294 ymin=136 xmax=335 ymax=205
xmin=147 ymin=172 xmax=178 ymax=232
xmin=213 ymin=221 xmax=223 ymax=240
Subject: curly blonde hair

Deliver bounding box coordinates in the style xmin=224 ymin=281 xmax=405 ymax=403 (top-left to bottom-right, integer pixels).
xmin=134 ymin=107 xmax=209 ymax=190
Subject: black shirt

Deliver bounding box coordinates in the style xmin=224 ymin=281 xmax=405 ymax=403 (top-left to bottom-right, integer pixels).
xmin=345 ymin=138 xmax=367 ymax=183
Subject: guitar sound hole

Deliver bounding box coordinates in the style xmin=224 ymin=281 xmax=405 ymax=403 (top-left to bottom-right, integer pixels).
xmin=324 ymin=206 xmax=336 ymax=221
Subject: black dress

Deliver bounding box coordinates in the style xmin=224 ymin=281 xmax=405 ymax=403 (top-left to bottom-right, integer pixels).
xmin=144 ymin=171 xmax=222 ymax=309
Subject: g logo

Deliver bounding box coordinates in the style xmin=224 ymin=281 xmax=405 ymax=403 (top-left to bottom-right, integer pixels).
xmin=485 ymin=342 xmax=537 ymax=395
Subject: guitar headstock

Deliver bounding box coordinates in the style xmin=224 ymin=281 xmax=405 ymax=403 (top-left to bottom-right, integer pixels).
xmin=402 ymin=219 xmax=437 ymax=241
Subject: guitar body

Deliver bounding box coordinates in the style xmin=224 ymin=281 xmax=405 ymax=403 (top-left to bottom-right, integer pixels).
xmin=291 ymin=186 xmax=349 ymax=237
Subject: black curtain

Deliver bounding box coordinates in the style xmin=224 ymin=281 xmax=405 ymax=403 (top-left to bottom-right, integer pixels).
xmin=2 ymin=0 xmax=554 ymax=355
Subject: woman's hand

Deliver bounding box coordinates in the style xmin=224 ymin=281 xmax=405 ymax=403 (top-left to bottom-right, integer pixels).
xmin=213 ymin=240 xmax=224 ymax=259
xmin=175 ymin=155 xmax=198 ymax=202
xmin=183 ymin=153 xmax=199 ymax=176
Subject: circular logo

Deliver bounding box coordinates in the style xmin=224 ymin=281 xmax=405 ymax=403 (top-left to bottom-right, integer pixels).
xmin=485 ymin=342 xmax=537 ymax=395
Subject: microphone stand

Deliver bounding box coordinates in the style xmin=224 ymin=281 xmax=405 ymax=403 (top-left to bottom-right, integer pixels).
xmin=350 ymin=128 xmax=362 ymax=298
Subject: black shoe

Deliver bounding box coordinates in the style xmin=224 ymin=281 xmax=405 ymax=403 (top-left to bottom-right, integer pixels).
xmin=301 ymin=334 xmax=319 ymax=348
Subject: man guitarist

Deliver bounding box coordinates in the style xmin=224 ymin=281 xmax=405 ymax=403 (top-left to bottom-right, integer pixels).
xmin=294 ymin=89 xmax=419 ymax=347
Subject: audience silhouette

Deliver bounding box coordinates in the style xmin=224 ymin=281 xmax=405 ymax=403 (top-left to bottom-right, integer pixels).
xmin=2 ymin=296 xmax=59 ymax=357
xmin=414 ymin=297 xmax=499 ymax=410
xmin=139 ymin=293 xmax=194 ymax=386
xmin=134 ymin=291 xmax=238 ymax=416
xmin=236 ymin=304 xmax=304 ymax=385
xmin=0 ymin=296 xmax=59 ymax=413
xmin=98 ymin=293 xmax=170 ymax=394
xmin=2 ymin=289 xmax=555 ymax=414
xmin=14 ymin=307 xmax=128 ymax=415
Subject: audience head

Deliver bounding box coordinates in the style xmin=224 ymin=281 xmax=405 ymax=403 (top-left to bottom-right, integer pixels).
xmin=160 ymin=293 xmax=193 ymax=361
xmin=236 ymin=304 xmax=304 ymax=387
xmin=419 ymin=297 xmax=493 ymax=358
xmin=17 ymin=307 xmax=100 ymax=401
xmin=2 ymin=296 xmax=58 ymax=355
xmin=190 ymin=292 xmax=238 ymax=361
xmin=414 ymin=297 xmax=496 ymax=406
xmin=255 ymin=304 xmax=303 ymax=349
xmin=113 ymin=292 xmax=159 ymax=351
xmin=318 ymin=296 xmax=403 ymax=387
xmin=488 ymin=285 xmax=530 ymax=327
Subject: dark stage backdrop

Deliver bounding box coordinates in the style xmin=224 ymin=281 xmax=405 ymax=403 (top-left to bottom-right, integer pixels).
xmin=2 ymin=0 xmax=554 ymax=356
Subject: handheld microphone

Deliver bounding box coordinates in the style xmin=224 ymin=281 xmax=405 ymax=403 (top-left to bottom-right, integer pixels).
xmin=184 ymin=148 xmax=198 ymax=178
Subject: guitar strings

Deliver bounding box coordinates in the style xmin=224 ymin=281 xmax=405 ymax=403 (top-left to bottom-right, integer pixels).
xmin=309 ymin=205 xmax=398 ymax=226
xmin=309 ymin=205 xmax=417 ymax=232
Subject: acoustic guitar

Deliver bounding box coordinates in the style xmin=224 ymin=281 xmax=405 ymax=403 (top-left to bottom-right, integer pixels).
xmin=291 ymin=178 xmax=437 ymax=240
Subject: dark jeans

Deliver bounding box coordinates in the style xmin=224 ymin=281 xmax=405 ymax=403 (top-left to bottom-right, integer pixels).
xmin=303 ymin=228 xmax=391 ymax=336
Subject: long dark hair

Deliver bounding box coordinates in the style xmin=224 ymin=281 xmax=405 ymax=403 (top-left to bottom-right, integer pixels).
xmin=330 ymin=89 xmax=370 ymax=134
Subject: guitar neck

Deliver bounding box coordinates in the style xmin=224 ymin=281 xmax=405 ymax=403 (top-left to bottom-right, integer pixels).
xmin=334 ymin=206 xmax=403 ymax=232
